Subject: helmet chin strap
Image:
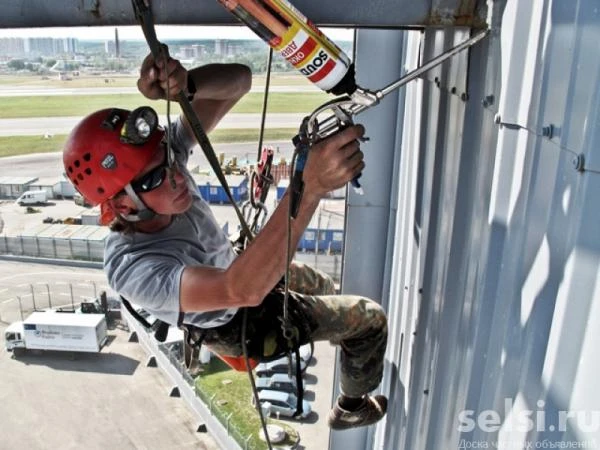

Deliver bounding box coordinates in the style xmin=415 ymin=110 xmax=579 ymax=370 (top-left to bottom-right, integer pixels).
xmin=120 ymin=184 xmax=157 ymax=222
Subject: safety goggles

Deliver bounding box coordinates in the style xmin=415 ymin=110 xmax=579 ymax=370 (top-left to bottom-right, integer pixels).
xmin=129 ymin=150 xmax=171 ymax=193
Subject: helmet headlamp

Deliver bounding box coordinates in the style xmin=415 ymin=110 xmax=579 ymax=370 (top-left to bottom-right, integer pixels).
xmin=135 ymin=116 xmax=152 ymax=139
xmin=120 ymin=106 xmax=159 ymax=145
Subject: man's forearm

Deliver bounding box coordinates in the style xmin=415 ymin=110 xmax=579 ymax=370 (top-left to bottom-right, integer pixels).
xmin=180 ymin=187 xmax=322 ymax=313
xmin=188 ymin=63 xmax=252 ymax=100
xmin=182 ymin=63 xmax=252 ymax=135
xmin=226 ymin=189 xmax=322 ymax=306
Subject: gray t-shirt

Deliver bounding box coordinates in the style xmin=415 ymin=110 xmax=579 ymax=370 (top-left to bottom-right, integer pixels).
xmin=104 ymin=118 xmax=238 ymax=328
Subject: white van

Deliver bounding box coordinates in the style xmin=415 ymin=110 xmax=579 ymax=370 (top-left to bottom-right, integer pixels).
xmin=15 ymin=190 xmax=48 ymax=206
xmin=252 ymin=389 xmax=312 ymax=419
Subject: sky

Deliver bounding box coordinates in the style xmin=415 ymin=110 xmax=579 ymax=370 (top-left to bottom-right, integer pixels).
xmin=0 ymin=25 xmax=353 ymax=42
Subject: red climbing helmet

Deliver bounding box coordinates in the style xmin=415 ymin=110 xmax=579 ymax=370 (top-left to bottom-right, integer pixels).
xmin=63 ymin=107 xmax=165 ymax=205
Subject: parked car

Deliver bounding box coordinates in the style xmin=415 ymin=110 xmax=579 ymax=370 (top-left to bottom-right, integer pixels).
xmin=15 ymin=190 xmax=48 ymax=206
xmin=299 ymin=343 xmax=313 ymax=365
xmin=255 ymin=354 xmax=309 ymax=378
xmin=252 ymin=389 xmax=312 ymax=419
xmin=73 ymin=192 xmax=92 ymax=207
xmin=256 ymin=373 xmax=304 ymax=394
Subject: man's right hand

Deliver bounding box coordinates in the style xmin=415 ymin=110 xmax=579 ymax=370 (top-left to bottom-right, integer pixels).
xmin=137 ymin=51 xmax=187 ymax=101
xmin=302 ymin=125 xmax=366 ymax=198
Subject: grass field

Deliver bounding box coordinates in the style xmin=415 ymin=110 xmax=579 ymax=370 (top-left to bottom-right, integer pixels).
xmin=0 ymin=91 xmax=329 ymax=118
xmin=0 ymin=73 xmax=313 ymax=88
xmin=0 ymin=74 xmax=136 ymax=87
xmin=195 ymin=358 xmax=300 ymax=450
xmin=0 ymin=128 xmax=298 ymax=158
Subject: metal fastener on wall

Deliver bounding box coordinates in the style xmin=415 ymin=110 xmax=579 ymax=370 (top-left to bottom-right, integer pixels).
xmin=542 ymin=124 xmax=555 ymax=139
xmin=572 ymin=154 xmax=585 ymax=172
xmin=482 ymin=95 xmax=494 ymax=107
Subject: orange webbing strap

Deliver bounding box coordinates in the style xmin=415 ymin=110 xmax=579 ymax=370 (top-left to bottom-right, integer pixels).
xmin=216 ymin=353 xmax=259 ymax=372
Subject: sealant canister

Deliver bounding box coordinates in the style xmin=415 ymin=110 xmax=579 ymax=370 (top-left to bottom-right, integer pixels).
xmin=217 ymin=0 xmax=357 ymax=95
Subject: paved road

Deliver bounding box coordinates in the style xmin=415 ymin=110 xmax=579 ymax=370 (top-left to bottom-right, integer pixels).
xmin=0 ymin=140 xmax=297 ymax=179
xmin=0 ymin=85 xmax=319 ymax=97
xmin=0 ymin=113 xmax=306 ymax=136
xmin=0 ymin=152 xmax=67 ymax=179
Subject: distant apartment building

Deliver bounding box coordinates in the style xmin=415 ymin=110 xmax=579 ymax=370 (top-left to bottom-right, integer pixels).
xmin=214 ymin=39 xmax=225 ymax=55
xmin=105 ymin=40 xmax=116 ymax=55
xmin=191 ymin=44 xmax=205 ymax=58
xmin=0 ymin=37 xmax=78 ymax=57
xmin=24 ymin=37 xmax=53 ymax=55
xmin=180 ymin=46 xmax=195 ymax=59
xmin=226 ymin=43 xmax=243 ymax=56
xmin=213 ymin=40 xmax=243 ymax=57
xmin=0 ymin=37 xmax=26 ymax=57
xmin=56 ymin=37 xmax=78 ymax=54
xmin=178 ymin=44 xmax=208 ymax=61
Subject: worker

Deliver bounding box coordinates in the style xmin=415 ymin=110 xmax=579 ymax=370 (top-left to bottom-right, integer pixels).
xmin=62 ymin=53 xmax=388 ymax=430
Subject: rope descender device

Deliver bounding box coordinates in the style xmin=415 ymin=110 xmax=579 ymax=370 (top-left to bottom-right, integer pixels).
xmin=241 ymin=146 xmax=275 ymax=234
xmin=250 ymin=146 xmax=275 ymax=209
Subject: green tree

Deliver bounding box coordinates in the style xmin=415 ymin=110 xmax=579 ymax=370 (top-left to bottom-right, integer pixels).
xmin=7 ymin=59 xmax=26 ymax=70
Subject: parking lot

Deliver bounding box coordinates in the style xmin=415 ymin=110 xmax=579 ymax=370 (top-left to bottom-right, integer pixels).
xmin=0 ymin=197 xmax=97 ymax=235
xmin=0 ymin=260 xmax=220 ymax=450
xmin=0 ymin=259 xmax=337 ymax=449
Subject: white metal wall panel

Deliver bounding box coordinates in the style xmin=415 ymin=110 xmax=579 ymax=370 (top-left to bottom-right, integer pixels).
xmin=332 ymin=27 xmax=408 ymax=450
xmin=340 ymin=0 xmax=600 ymax=449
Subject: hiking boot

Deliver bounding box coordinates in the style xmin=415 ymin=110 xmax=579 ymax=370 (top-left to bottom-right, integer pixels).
xmin=327 ymin=395 xmax=388 ymax=430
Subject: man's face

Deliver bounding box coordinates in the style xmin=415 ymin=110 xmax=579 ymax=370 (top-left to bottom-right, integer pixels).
xmin=121 ymin=144 xmax=194 ymax=216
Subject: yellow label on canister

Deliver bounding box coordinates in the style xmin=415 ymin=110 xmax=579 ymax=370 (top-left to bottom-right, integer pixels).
xmin=275 ymin=21 xmax=349 ymax=92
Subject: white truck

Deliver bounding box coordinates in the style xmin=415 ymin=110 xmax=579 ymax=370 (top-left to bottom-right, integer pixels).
xmin=5 ymin=311 xmax=108 ymax=355
xmin=15 ymin=190 xmax=48 ymax=206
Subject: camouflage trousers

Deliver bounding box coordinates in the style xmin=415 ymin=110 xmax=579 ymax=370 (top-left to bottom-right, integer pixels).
xmin=193 ymin=261 xmax=388 ymax=398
